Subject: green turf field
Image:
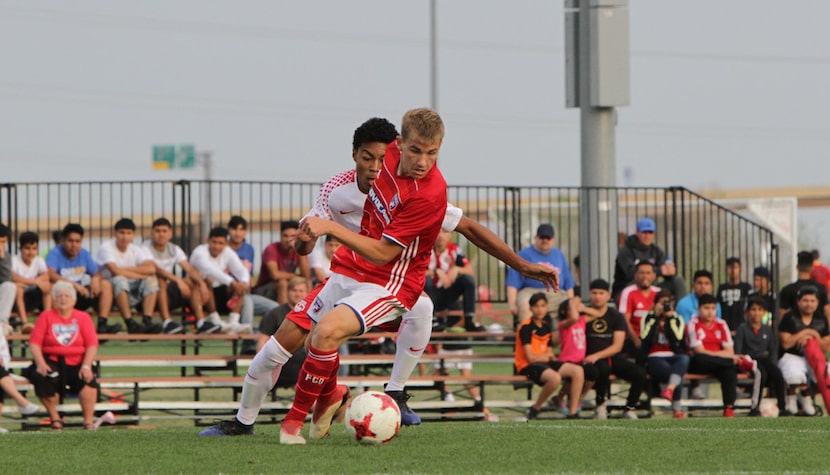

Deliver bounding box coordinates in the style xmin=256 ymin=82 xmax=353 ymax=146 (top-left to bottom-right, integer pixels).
xmin=2 ymin=417 xmax=827 ymax=474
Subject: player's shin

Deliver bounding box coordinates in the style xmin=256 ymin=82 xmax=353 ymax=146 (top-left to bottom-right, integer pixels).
xmin=387 ymin=312 xmax=431 ymax=391
xmin=283 ymin=345 xmax=339 ymax=424
xmin=236 ymin=336 xmax=292 ymax=425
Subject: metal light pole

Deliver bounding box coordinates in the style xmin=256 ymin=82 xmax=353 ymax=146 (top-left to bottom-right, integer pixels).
xmin=198 ymin=151 xmax=213 ymax=242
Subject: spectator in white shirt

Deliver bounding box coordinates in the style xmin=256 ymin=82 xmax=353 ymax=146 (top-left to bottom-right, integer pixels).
xmin=309 ymin=235 xmax=340 ymax=286
xmin=11 ymin=232 xmax=51 ymax=333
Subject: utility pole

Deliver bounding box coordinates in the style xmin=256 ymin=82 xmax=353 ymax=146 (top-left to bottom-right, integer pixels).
xmin=198 ymin=151 xmax=213 ymax=242
xmin=565 ymin=0 xmax=630 ymax=294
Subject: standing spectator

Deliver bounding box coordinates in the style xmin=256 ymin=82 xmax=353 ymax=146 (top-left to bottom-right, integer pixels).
xmin=747 ymin=266 xmax=775 ymax=325
xmin=617 ymin=261 xmax=661 ymax=355
xmin=309 ymin=235 xmax=340 ymax=286
xmin=11 ymin=232 xmax=52 ymax=333
xmin=144 ymin=217 xmax=217 ymax=334
xmin=780 ymin=251 xmax=829 ymax=320
xmin=507 ymin=223 xmax=573 ymax=327
xmin=95 ymin=218 xmax=161 ymax=334
xmin=612 ymin=217 xmax=685 ymax=301
xmin=676 ymin=270 xmax=722 ymax=324
xmin=777 ymin=286 xmax=829 ymax=416
xmin=425 ymin=230 xmax=480 ymax=331
xmin=810 ymin=249 xmax=830 ymax=294
xmin=252 ymin=220 xmax=310 ymax=305
xmin=515 ymin=293 xmax=585 ymax=420
xmin=189 ymin=227 xmax=252 ymax=334
xmin=717 ymin=257 xmax=752 ymax=334
xmin=641 ymin=289 xmax=689 ymax=418
xmin=734 ymin=297 xmax=789 ymax=416
xmin=687 ymin=294 xmax=746 ymax=418
xmin=582 ymin=279 xmax=645 ymax=420
xmin=45 ymin=224 xmax=118 ymax=334
xmin=26 ymin=282 xmax=99 ymax=430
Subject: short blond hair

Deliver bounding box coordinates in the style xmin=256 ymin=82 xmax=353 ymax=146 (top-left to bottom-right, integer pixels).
xmin=400 ymin=107 xmax=444 ymax=143
xmin=288 ymin=276 xmax=309 ymax=291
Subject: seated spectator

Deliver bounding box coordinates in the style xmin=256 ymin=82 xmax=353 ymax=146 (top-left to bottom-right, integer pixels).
xmin=735 ymin=297 xmax=789 ymax=416
xmin=25 ymin=282 xmax=99 ymax=431
xmin=252 ymin=220 xmax=310 ymax=304
xmin=582 ymin=279 xmax=645 ymax=420
xmin=0 ymin=224 xmax=20 ymax=333
xmin=553 ymin=298 xmax=597 ymax=417
xmin=747 ymin=266 xmax=775 ymax=325
xmin=95 ymin=218 xmax=161 ymax=334
xmin=687 ymin=293 xmax=743 ymax=418
xmin=425 ymin=230 xmax=480 ymax=331
xmin=227 ymin=215 xmax=255 ymax=275
xmin=612 ymin=217 xmax=685 ymax=301
xmin=780 ymin=251 xmax=829 ymax=320
xmin=676 ymin=270 xmax=722 ymax=324
xmin=144 ymin=217 xmax=217 ymax=334
xmin=515 ymin=293 xmax=584 ymax=420
xmin=507 ymin=224 xmax=573 ymax=329
xmin=45 ymin=223 xmax=118 ymax=334
xmin=309 ymin=235 xmax=340 ymax=286
xmin=641 ymin=289 xmax=689 ymax=418
xmin=777 ymin=285 xmax=829 ymax=416
xmin=0 ymin=325 xmax=40 ymax=432
xmin=810 ymin=249 xmax=830 ymax=294
xmin=189 ymin=227 xmax=252 ymax=334
xmin=11 ymin=232 xmax=51 ymax=334
xmin=717 ymin=257 xmax=752 ymax=335
xmin=617 ymin=261 xmax=661 ymax=357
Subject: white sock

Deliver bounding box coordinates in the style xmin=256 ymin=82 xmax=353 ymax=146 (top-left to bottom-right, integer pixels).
xmin=387 ymin=302 xmax=432 ymax=392
xmin=208 ymin=312 xmax=221 ymax=325
xmin=229 ymin=313 xmax=241 ymax=325
xmin=236 ymin=336 xmax=293 ymax=425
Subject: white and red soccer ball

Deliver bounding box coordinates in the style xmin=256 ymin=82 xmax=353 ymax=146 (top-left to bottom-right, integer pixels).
xmin=344 ymin=391 xmax=401 ymax=445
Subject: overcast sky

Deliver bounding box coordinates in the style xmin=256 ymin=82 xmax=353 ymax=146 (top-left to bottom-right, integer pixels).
xmin=1 ymin=0 xmax=828 ymax=251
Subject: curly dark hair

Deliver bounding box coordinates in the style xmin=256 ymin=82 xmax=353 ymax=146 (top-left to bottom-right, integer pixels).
xmin=352 ymin=117 xmax=398 ymax=150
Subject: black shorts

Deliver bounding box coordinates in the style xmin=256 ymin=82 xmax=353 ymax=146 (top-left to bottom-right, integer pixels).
xmin=166 ymin=280 xmax=184 ymax=309
xmin=212 ymin=286 xmax=230 ymax=310
xmin=74 ymin=287 xmax=99 ymax=313
xmin=23 ymin=287 xmax=45 ymax=312
xmin=520 ymin=361 xmax=564 ymax=386
xmin=24 ymin=359 xmax=99 ymax=398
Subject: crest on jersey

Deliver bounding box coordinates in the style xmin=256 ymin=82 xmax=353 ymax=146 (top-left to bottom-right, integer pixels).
xmin=51 ymin=321 xmax=80 ymax=346
xmin=294 ymin=300 xmax=307 ymax=313
xmin=389 ymin=194 xmax=400 ymax=210
xmin=311 ymin=295 xmax=324 ymax=314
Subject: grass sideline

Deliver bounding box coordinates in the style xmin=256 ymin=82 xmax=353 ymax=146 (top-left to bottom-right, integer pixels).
xmin=2 ymin=418 xmax=828 ymax=474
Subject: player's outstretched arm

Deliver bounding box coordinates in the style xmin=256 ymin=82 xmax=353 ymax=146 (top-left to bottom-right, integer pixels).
xmin=301 ymin=216 xmax=402 ymax=266
xmin=454 ymin=216 xmax=559 ymax=292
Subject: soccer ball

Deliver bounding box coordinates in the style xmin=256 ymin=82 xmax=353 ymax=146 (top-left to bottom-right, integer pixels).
xmin=759 ymin=399 xmax=779 ymax=418
xmin=344 ymin=391 xmax=401 ymax=445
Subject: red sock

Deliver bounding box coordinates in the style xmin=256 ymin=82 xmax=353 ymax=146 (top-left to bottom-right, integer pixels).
xmin=804 ymin=338 xmax=830 ymax=410
xmin=284 ymin=345 xmax=338 ymax=423
xmin=318 ymin=353 xmax=341 ymax=400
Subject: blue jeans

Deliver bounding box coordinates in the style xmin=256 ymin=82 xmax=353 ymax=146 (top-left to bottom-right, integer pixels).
xmin=646 ymin=354 xmax=690 ymax=401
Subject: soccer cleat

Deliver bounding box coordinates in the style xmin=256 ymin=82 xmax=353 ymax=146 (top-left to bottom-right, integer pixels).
xmin=526 ymin=406 xmax=540 ymax=420
xmin=199 ymin=419 xmax=254 ymax=437
xmin=723 ymin=407 xmax=735 ymax=418
xmin=162 ymin=320 xmax=183 ymax=334
xmin=280 ymin=419 xmax=306 ymax=445
xmin=196 ymin=321 xmax=221 ymax=334
xmin=19 ymin=403 xmax=40 ymax=415
xmin=229 ymin=323 xmax=252 ymax=335
xmin=593 ymin=403 xmax=608 ymax=420
xmin=672 ymin=411 xmax=686 ymax=419
xmin=660 ymin=387 xmax=674 ymax=402
xmin=386 ymin=390 xmax=421 ymax=426
xmin=310 ymin=385 xmax=350 ymax=440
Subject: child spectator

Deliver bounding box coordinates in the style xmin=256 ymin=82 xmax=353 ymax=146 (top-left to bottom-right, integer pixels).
xmin=734 ymin=296 xmax=789 ymax=416
xmin=11 ymin=232 xmax=52 ymax=333
xmin=515 ymin=293 xmax=584 ymax=420
xmin=687 ymin=293 xmax=751 ymax=417
xmin=641 ymin=289 xmax=689 ymax=418
xmin=553 ymin=297 xmax=597 ymax=417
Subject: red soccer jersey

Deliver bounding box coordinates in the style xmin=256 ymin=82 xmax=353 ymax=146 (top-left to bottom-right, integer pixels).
xmin=29 ymin=309 xmax=99 ymax=366
xmin=618 ymin=284 xmax=660 ymax=337
xmin=330 ymin=142 xmax=448 ymax=309
xmin=687 ymin=316 xmax=733 ymax=352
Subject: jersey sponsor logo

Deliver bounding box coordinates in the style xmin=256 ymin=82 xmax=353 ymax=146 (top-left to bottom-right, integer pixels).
xmin=367 ymin=188 xmax=391 ymax=224
xmin=591 ymin=319 xmax=609 ymax=334
xmin=51 ymin=320 xmax=80 ymax=346
xmin=389 ymin=193 xmax=400 ymax=210
xmin=311 ymin=295 xmax=324 ymax=314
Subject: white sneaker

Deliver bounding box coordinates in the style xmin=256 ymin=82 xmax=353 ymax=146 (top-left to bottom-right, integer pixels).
xmin=622 ymin=409 xmax=639 ymax=420
xmin=229 ymin=323 xmax=252 ymax=334
xmin=691 ymin=387 xmax=706 ymax=399
xmin=18 ymin=403 xmax=39 ymax=415
xmin=444 ymin=393 xmax=456 ymax=402
xmin=797 ymin=393 xmax=816 ymax=416
xmin=593 ymin=403 xmax=608 ymax=420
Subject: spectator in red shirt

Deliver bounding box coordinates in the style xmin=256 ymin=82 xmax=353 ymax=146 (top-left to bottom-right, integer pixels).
xmin=810 ymin=249 xmax=830 ymax=295
xmin=26 ymin=281 xmax=99 ymax=430
xmin=253 ymin=220 xmax=310 ymax=304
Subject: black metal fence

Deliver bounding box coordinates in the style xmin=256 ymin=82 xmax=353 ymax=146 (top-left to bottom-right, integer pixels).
xmin=0 ymin=181 xmax=778 ymax=303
